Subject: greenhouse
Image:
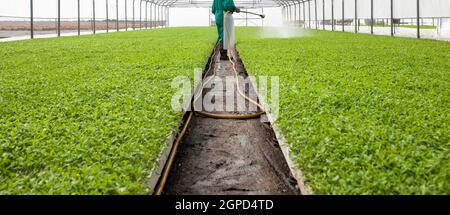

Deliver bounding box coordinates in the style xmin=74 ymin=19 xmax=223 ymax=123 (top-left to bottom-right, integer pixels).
xmin=0 ymin=0 xmax=449 ymax=198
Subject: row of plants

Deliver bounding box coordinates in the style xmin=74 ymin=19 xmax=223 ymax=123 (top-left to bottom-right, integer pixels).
xmin=0 ymin=27 xmax=216 ymax=194
xmin=237 ymin=27 xmax=449 ymax=194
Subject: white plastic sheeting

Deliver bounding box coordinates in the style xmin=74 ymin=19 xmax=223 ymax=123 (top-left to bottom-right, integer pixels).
xmin=299 ymin=0 xmax=450 ymax=19
xmin=393 ymin=0 xmax=417 ymax=18
xmin=2 ymin=0 xmax=449 ymax=20
xmin=419 ymin=0 xmax=450 ymax=18
xmin=343 ymin=0 xmax=356 ymax=19
xmin=323 ymin=0 xmax=332 ymax=19
xmin=357 ymin=0 xmax=371 ymax=19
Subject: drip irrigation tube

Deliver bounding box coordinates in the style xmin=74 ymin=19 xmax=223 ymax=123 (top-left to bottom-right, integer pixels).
xmin=154 ymin=111 xmax=193 ymax=195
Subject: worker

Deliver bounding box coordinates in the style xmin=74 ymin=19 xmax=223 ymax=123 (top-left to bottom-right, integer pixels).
xmin=212 ymin=0 xmax=240 ymax=60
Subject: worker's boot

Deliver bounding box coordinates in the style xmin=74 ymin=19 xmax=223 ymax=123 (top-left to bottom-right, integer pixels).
xmin=220 ymin=49 xmax=229 ymax=60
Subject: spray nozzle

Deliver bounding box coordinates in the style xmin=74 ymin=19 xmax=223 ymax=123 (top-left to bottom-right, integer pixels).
xmin=240 ymin=11 xmax=266 ymax=19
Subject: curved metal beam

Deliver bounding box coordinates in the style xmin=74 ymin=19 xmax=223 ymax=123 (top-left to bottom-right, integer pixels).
xmin=162 ymin=0 xmax=177 ymax=27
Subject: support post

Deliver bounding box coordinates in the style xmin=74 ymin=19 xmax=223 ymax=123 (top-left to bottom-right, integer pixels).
xmin=323 ymin=0 xmax=325 ymax=30
xmin=303 ymin=1 xmax=305 ymax=28
xmin=308 ymin=0 xmax=311 ymax=28
xmin=315 ymin=0 xmax=318 ymax=29
xmin=298 ymin=1 xmax=301 ymax=26
xmin=150 ymin=2 xmax=153 ymax=28
xmin=78 ymin=0 xmax=81 ymax=35
xmin=156 ymin=4 xmax=158 ymax=27
xmin=294 ymin=3 xmax=296 ymax=23
xmin=153 ymin=3 xmax=156 ymax=28
xmin=288 ymin=4 xmax=291 ymax=22
xmin=145 ymin=1 xmax=148 ymax=29
xmin=262 ymin=7 xmax=264 ymax=26
xmin=139 ymin=0 xmax=142 ymax=29
xmin=154 ymin=1 xmax=156 ymax=28
xmin=342 ymin=0 xmax=344 ymax=32
xmin=332 ymin=0 xmax=334 ymax=31
xmin=416 ymin=0 xmax=420 ymax=38
xmin=289 ymin=3 xmax=292 ymax=22
xmin=287 ymin=4 xmax=289 ymax=26
xmin=133 ymin=0 xmax=135 ymax=30
xmin=57 ymin=0 xmax=61 ymax=37
xmin=370 ymin=0 xmax=373 ymax=34
xmin=355 ymin=0 xmax=357 ymax=33
xmin=286 ymin=3 xmax=289 ymax=25
xmin=30 ymin=0 xmax=34 ymax=39
xmin=106 ymin=0 xmax=109 ymax=32
xmin=286 ymin=6 xmax=288 ymax=23
xmin=125 ymin=0 xmax=128 ymax=31
xmin=390 ymin=0 xmax=393 ymax=36
xmin=93 ymin=0 xmax=96 ymax=34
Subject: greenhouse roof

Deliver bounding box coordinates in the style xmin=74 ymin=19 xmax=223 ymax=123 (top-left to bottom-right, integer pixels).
xmin=148 ymin=0 xmax=311 ymax=8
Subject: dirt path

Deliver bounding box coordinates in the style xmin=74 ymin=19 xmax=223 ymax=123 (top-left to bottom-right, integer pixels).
xmin=162 ymin=46 xmax=300 ymax=195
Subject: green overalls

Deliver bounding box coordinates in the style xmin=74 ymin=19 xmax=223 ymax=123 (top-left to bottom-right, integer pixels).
xmin=211 ymin=0 xmax=236 ymax=42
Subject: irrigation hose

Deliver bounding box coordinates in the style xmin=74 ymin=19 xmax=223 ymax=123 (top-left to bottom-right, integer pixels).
xmin=224 ymin=11 xmax=265 ymax=112
xmin=193 ymin=11 xmax=265 ymax=119
xmin=195 ymin=53 xmax=265 ymax=119
xmin=154 ymin=111 xmax=193 ymax=195
xmin=154 ymin=12 xmax=266 ymax=195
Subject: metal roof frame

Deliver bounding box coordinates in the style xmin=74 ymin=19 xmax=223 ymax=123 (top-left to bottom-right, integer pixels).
xmin=140 ymin=0 xmax=318 ymax=9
